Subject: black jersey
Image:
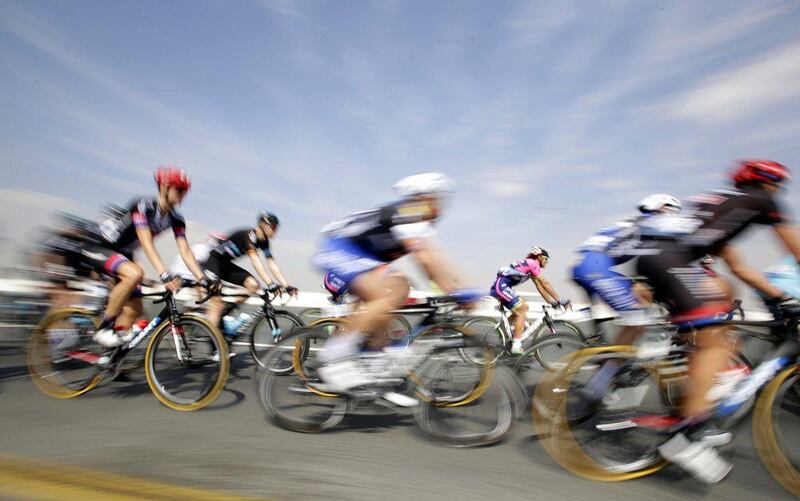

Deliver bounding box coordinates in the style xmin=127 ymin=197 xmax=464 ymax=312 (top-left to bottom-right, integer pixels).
xmin=679 ymin=187 xmax=791 ymax=257
xmin=320 ymin=200 xmax=436 ymax=261
xmin=209 ymin=228 xmax=271 ymax=261
xmin=98 ymin=197 xmax=186 ymax=253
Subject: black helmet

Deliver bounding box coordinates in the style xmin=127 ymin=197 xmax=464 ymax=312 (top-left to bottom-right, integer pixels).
xmin=258 ymin=211 xmax=280 ymax=228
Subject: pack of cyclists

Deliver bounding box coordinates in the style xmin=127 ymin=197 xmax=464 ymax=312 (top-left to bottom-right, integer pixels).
xmin=34 ymin=158 xmax=800 ymax=486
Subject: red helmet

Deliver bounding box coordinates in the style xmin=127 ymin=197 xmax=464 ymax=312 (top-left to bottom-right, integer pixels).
xmin=154 ymin=166 xmax=191 ymax=191
xmin=732 ymin=159 xmax=791 ymax=185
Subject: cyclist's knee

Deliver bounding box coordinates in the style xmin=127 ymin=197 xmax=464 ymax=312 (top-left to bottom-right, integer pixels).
xmin=117 ymin=262 xmax=144 ymax=283
xmin=243 ymin=276 xmax=259 ymax=292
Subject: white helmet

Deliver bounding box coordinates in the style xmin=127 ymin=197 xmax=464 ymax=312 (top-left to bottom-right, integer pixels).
xmin=637 ymin=194 xmax=681 ymax=213
xmin=393 ymin=172 xmax=455 ymax=198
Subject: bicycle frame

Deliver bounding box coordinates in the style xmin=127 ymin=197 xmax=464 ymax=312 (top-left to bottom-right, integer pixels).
xmin=717 ymin=318 xmax=800 ymax=418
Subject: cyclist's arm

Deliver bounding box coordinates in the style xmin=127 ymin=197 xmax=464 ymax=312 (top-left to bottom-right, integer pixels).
xmin=532 ymin=276 xmax=558 ymax=304
xmin=408 ymin=240 xmax=460 ymax=294
xmin=719 ymin=244 xmax=783 ymax=298
xmin=265 ymin=257 xmax=289 ymax=287
xmin=136 ymin=225 xmax=168 ymax=276
xmin=774 ymin=224 xmax=800 ymax=264
xmin=247 ymin=249 xmax=275 ymax=287
xmin=175 ymin=236 xmax=206 ymax=282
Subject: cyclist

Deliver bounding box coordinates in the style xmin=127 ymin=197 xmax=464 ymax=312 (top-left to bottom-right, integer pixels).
xmin=636 ymin=159 xmax=800 ymax=483
xmin=313 ymin=172 xmax=477 ymax=401
xmin=82 ymin=167 xmax=214 ymax=347
xmin=203 ymin=212 xmax=298 ymax=332
xmin=490 ymin=247 xmax=570 ymax=355
xmin=323 ymin=270 xmax=350 ymax=304
xmin=572 ymin=194 xmax=682 ymax=345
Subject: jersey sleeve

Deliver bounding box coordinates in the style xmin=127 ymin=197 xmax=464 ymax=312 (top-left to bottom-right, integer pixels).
xmin=260 ymin=236 xmax=272 ymax=258
xmin=759 ymin=197 xmax=793 ymax=225
xmin=131 ymin=199 xmax=151 ymax=229
xmin=525 ymin=258 xmax=542 ymax=278
xmin=170 ymin=211 xmax=187 ymax=238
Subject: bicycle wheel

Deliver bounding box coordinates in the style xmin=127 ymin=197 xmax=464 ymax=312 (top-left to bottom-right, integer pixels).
xmin=144 ymin=316 xmax=229 ymax=411
xmin=415 ymin=350 xmax=513 ymax=447
xmin=27 ymin=308 xmax=104 ymax=399
xmin=460 ymin=316 xmax=505 ymax=365
xmin=514 ymin=335 xmax=589 ymax=385
xmin=250 ymin=310 xmax=305 ymax=371
xmin=410 ymin=324 xmax=498 ymax=406
xmin=533 ymin=346 xmax=669 ymax=481
xmin=532 ymin=319 xmax=587 ymax=342
xmin=258 ymin=329 xmax=347 ymax=432
xmin=753 ymin=365 xmax=800 ymax=497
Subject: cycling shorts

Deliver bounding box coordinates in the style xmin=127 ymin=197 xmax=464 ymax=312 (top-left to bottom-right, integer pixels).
xmin=489 ymin=277 xmax=523 ymax=310
xmin=312 ymin=238 xmax=385 ymax=291
xmin=572 ymin=252 xmax=639 ymax=312
xmin=204 ymin=255 xmax=254 ymax=287
xmin=636 ymin=242 xmax=730 ymax=331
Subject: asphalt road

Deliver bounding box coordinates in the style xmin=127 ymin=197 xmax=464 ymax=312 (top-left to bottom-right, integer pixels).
xmin=0 ymin=340 xmax=795 ymax=500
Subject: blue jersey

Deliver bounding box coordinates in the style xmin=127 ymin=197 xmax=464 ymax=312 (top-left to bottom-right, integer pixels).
xmin=577 ymin=217 xmax=641 ymax=264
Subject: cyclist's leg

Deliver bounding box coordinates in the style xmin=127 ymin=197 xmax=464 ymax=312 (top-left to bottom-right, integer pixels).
xmin=350 ymin=268 xmax=410 ymax=344
xmin=117 ymin=295 xmax=143 ymax=331
xmin=638 ymin=249 xmax=733 ymax=482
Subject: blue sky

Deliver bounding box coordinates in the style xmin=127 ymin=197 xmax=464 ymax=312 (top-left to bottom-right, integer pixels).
xmin=1 ymin=0 xmax=799 ymax=297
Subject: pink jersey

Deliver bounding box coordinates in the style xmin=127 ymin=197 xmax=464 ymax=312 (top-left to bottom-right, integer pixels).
xmin=496 ymin=258 xmax=542 ymax=286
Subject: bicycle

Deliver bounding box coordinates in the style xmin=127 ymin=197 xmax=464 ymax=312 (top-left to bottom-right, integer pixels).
xmin=461 ymin=304 xmax=585 ymax=367
xmin=27 ymin=282 xmax=229 ymax=411
xmin=186 ymin=286 xmax=304 ymax=374
xmin=257 ymin=294 xmax=517 ymax=446
xmin=530 ymin=310 xmax=800 ymax=493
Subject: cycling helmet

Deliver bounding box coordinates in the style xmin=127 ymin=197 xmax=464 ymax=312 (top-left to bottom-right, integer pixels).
xmin=732 ymin=159 xmax=791 ymax=185
xmin=154 ymin=166 xmax=191 ymax=191
xmin=638 ymin=194 xmax=681 ymax=213
xmin=528 ymin=246 xmax=549 ymax=258
xmin=258 ymin=211 xmax=280 ymax=228
xmin=393 ymin=172 xmax=455 ymax=198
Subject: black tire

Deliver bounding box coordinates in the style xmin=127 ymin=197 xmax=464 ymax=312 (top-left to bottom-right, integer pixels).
xmin=460 ymin=316 xmax=505 ymax=365
xmin=249 ymin=310 xmax=305 ymax=372
xmin=514 ymin=334 xmax=589 ymax=375
xmin=414 ymin=356 xmax=514 ymax=447
xmin=532 ymin=319 xmax=587 ymax=342
xmin=27 ymin=308 xmax=104 ymax=398
xmin=144 ymin=315 xmax=229 ymax=411
xmin=257 ymin=328 xmax=347 ymax=432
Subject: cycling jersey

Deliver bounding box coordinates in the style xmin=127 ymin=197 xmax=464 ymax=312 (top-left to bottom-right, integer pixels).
xmin=208 ymin=229 xmax=271 ymax=261
xmin=635 ymin=186 xmax=792 ymax=329
xmin=642 ymin=187 xmax=792 ymax=258
xmin=99 ymin=197 xmax=186 ymax=253
xmin=319 ymin=201 xmax=435 ymax=262
xmin=313 ymin=201 xmax=436 ymax=290
xmin=577 ymin=218 xmax=642 ymax=264
xmin=495 ymin=258 xmax=542 ymax=287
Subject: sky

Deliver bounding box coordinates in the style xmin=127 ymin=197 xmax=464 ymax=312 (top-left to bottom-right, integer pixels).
xmin=1 ymin=0 xmax=799 ymax=300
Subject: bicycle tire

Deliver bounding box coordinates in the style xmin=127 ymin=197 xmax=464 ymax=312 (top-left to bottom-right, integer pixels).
xmin=415 ymin=364 xmax=515 ymax=447
xmin=144 ymin=315 xmax=229 ymax=411
xmin=460 ymin=316 xmax=505 ymax=365
xmin=532 ymin=345 xmax=668 ymax=481
xmin=258 ymin=328 xmax=347 ymax=432
xmin=532 ymin=319 xmax=587 ymax=342
xmin=27 ymin=308 xmax=104 ymax=399
xmin=514 ymin=334 xmax=589 ymax=373
xmin=753 ymin=365 xmax=800 ymax=497
xmin=249 ymin=310 xmax=305 ymax=371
